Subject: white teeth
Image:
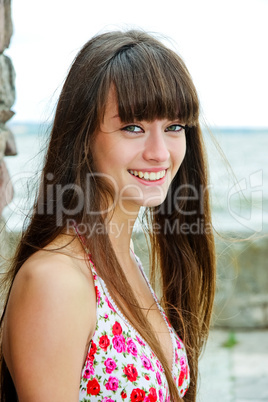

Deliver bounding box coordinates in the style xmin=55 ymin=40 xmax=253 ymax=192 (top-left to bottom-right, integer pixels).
xmin=144 ymin=172 xmax=149 ymax=179
xmin=129 ymin=169 xmax=166 ymax=181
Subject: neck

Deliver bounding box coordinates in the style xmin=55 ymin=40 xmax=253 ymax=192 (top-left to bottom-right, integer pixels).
xmin=107 ymin=204 xmax=140 ymax=266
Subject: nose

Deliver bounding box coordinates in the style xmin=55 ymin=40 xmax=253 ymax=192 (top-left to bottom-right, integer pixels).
xmin=142 ymin=124 xmax=170 ymax=163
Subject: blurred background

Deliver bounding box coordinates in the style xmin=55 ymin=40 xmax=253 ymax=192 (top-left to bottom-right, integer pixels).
xmin=0 ymin=0 xmax=267 ymax=400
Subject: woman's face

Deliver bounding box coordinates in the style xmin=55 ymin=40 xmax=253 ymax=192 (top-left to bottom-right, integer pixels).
xmin=93 ymin=87 xmax=186 ymax=214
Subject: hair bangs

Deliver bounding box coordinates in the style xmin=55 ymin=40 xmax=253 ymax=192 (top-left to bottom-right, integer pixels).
xmin=104 ymin=42 xmax=199 ymax=126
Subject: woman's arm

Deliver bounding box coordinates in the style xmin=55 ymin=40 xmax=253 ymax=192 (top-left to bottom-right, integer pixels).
xmin=2 ymin=250 xmax=96 ymax=402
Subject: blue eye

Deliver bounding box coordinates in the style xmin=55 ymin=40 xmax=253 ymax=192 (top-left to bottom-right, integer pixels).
xmin=165 ymin=124 xmax=185 ymax=133
xmin=121 ymin=125 xmax=143 ymax=134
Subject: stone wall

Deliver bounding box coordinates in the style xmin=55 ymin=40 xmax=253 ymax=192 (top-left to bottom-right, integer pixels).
xmin=212 ymin=235 xmax=268 ymax=329
xmin=133 ymin=231 xmax=268 ymax=329
xmin=0 ymin=0 xmax=17 ymax=260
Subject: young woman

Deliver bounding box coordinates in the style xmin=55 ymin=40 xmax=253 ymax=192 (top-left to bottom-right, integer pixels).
xmin=0 ymin=30 xmax=215 ymax=401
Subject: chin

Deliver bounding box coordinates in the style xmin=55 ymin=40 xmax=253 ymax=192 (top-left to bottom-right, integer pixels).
xmin=141 ymin=197 xmax=166 ymax=208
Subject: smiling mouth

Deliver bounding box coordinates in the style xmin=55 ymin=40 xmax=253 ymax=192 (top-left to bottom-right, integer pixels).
xmin=128 ymin=169 xmax=166 ymax=181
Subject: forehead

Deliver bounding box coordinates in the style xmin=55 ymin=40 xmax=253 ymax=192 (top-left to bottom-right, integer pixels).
xmin=103 ymin=86 xmax=118 ymax=119
xmin=99 ymin=87 xmax=121 ymax=131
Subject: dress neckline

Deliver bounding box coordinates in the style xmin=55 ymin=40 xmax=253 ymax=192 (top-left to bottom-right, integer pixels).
xmin=74 ymin=226 xmax=176 ymax=375
xmin=88 ymin=254 xmax=176 ymax=376
xmin=131 ymin=253 xmax=176 ymax=374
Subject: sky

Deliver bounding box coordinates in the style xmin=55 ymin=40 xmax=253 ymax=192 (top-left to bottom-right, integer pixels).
xmin=5 ymin=0 xmax=268 ymax=127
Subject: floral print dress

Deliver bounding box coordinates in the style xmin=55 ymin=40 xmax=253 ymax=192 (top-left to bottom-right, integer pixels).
xmin=79 ymin=254 xmax=190 ymax=402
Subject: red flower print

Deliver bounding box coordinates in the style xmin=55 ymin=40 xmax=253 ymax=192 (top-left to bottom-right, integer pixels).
xmin=104 ymin=357 xmax=117 ymax=374
xmin=105 ymin=376 xmax=119 ymax=391
xmin=95 ymin=285 xmax=101 ymax=305
xmin=136 ymin=336 xmax=146 ymax=346
xmin=86 ymin=378 xmax=100 ymax=395
xmin=178 ymin=355 xmax=188 ymax=386
xmin=121 ymin=390 xmax=127 ymax=399
xmin=88 ymin=340 xmax=97 ymax=360
xmin=127 ymin=338 xmax=138 ymax=357
xmin=156 ymin=371 xmax=162 ymax=385
xmin=99 ymin=335 xmax=110 ymax=351
xmin=144 ymin=374 xmax=150 ymax=381
xmin=83 ymin=359 xmax=94 ymax=378
xmin=156 ymin=359 xmax=163 ymax=372
xmin=140 ymin=354 xmax=154 ymax=371
xmin=123 ymin=364 xmax=138 ymax=382
xmin=105 ymin=296 xmax=116 ymax=312
xmin=175 ymin=350 xmax=179 ymax=364
xmin=180 ymin=356 xmax=187 ymax=371
xmin=178 ymin=370 xmax=185 ymax=387
xmin=158 ymin=388 xmax=164 ymax=402
xmin=112 ymin=334 xmax=126 ymax=353
xmin=130 ymin=388 xmax=145 ymax=401
xmin=148 ymin=387 xmax=157 ymax=402
xmin=112 ymin=321 xmax=122 ymax=335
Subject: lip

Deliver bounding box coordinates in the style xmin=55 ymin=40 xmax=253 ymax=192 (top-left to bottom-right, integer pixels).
xmin=128 ymin=169 xmax=168 ymax=186
xmin=128 ymin=167 xmax=169 ymax=173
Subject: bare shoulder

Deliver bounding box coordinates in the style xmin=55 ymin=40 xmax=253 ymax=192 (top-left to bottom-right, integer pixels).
xmin=2 ymin=242 xmax=96 ymax=401
xmin=4 ymin=243 xmax=97 ymax=339
xmin=16 ymin=246 xmax=92 ymax=290
xmin=8 ymin=245 xmax=95 ymax=315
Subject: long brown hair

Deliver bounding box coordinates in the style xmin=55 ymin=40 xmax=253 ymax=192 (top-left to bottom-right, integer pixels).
xmin=0 ymin=30 xmax=215 ymax=401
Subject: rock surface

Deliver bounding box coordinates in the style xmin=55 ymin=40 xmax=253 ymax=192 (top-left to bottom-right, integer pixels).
xmin=4 ymin=126 xmax=17 ymax=155
xmin=0 ymin=0 xmax=16 ymax=260
xmin=133 ymin=231 xmax=268 ymax=329
xmin=0 ymin=54 xmax=16 ymax=108
xmin=0 ymin=159 xmax=13 ymax=215
xmin=213 ymin=236 xmax=268 ymax=328
xmin=0 ymin=0 xmax=13 ymax=53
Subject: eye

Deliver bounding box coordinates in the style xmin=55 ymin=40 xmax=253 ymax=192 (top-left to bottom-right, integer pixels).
xmin=121 ymin=125 xmax=144 ymax=134
xmin=165 ymin=124 xmax=185 ymax=133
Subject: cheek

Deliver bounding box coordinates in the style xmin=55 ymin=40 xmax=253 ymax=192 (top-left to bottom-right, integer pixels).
xmin=172 ymin=137 xmax=186 ymax=170
xmin=92 ymin=140 xmax=116 ymax=173
xmin=93 ymin=136 xmax=132 ymax=173
xmin=94 ymin=146 xmax=130 ymax=176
